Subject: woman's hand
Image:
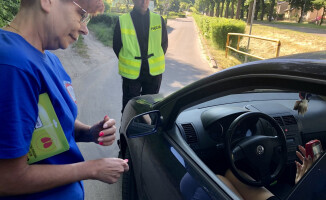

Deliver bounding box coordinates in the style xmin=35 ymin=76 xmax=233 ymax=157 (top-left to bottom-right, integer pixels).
xmin=295 ymin=145 xmax=314 ymax=184
xmin=90 ymin=115 xmax=116 ymax=146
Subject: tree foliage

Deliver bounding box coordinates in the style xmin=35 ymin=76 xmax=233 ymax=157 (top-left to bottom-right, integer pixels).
xmin=312 ymin=0 xmax=326 ymax=8
xmin=180 ymin=2 xmax=192 ymax=11
xmin=0 ymin=0 xmax=20 ymax=27
xmin=169 ymin=0 xmax=181 ymax=11
xmin=289 ymin=0 xmax=314 ymax=22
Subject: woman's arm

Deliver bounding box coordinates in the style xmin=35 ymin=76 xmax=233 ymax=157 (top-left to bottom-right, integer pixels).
xmin=0 ymin=154 xmax=128 ymax=196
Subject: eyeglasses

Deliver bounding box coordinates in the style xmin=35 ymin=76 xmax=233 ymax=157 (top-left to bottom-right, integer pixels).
xmin=72 ymin=1 xmax=91 ymax=24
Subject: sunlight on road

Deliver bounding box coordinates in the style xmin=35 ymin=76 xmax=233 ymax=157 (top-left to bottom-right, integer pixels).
xmin=170 ymin=81 xmax=186 ymax=89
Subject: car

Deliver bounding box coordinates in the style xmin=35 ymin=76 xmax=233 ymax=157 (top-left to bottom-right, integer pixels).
xmin=118 ymin=51 xmax=326 ymax=200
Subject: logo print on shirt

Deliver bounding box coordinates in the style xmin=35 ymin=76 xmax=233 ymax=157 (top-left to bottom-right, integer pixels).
xmin=64 ymin=81 xmax=77 ymax=103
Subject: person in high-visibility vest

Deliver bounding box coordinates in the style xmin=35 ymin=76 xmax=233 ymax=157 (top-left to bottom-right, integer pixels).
xmin=113 ymin=0 xmax=168 ymax=113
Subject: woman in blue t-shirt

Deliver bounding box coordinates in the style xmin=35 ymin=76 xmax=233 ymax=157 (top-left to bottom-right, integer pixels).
xmin=0 ymin=0 xmax=129 ymax=199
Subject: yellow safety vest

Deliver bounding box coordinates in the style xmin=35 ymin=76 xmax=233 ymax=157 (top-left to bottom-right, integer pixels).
xmin=118 ymin=12 xmax=165 ymax=79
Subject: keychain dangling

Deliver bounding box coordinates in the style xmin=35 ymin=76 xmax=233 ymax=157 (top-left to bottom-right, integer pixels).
xmin=294 ymin=92 xmax=309 ymax=116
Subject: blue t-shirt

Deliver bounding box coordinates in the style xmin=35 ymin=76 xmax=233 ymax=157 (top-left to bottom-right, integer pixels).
xmin=0 ymin=29 xmax=85 ymax=199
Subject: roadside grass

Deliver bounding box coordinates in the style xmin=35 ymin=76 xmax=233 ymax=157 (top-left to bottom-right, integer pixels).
xmin=205 ymin=22 xmax=326 ymax=69
xmin=73 ymin=22 xmax=113 ymax=57
xmin=260 ymin=20 xmax=326 ymax=30
xmin=240 ymin=24 xmax=326 ymax=59
xmin=72 ymin=35 xmax=89 ymax=59
xmin=202 ymin=36 xmax=243 ymax=69
xmin=88 ymin=22 xmax=114 ymax=47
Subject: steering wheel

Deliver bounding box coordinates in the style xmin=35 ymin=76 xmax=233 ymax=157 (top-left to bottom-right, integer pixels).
xmin=225 ymin=112 xmax=287 ymax=187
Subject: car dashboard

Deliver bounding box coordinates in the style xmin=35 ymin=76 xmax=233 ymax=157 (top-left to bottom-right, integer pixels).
xmin=175 ymin=91 xmax=326 ymax=176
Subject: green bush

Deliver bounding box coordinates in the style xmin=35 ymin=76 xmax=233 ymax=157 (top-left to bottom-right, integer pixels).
xmin=210 ymin=18 xmax=246 ymax=49
xmin=169 ymin=11 xmax=177 ymax=16
xmin=202 ymin=16 xmax=212 ymax=38
xmin=0 ymin=0 xmax=20 ymax=27
xmin=193 ymin=14 xmax=245 ymax=49
xmin=193 ymin=14 xmax=211 ymax=37
xmin=189 ymin=7 xmax=198 ymax=14
xmin=104 ymin=1 xmax=111 ymax=13
xmin=168 ymin=11 xmax=186 ymax=19
xmin=89 ymin=13 xmax=119 ymax=27
xmin=178 ymin=13 xmax=186 ymax=18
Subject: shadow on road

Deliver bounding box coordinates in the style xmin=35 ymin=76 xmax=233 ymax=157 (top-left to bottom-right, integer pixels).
xmin=167 ymin=25 xmax=174 ymax=34
xmin=161 ymin=58 xmax=215 ymax=96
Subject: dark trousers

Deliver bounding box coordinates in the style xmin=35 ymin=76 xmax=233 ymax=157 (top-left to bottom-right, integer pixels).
xmin=122 ymin=65 xmax=162 ymax=112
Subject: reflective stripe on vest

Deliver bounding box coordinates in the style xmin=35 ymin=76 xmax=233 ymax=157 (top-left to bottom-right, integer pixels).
xmin=118 ymin=12 xmax=165 ymax=79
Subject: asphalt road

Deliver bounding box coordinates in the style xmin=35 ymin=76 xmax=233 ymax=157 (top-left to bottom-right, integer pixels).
xmin=53 ymin=16 xmax=216 ymax=200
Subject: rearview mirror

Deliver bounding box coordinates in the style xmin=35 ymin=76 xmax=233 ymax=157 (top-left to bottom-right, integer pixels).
xmin=126 ymin=110 xmax=161 ymax=138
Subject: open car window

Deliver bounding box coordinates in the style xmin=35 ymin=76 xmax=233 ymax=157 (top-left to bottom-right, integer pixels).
xmin=175 ymin=88 xmax=326 ymax=199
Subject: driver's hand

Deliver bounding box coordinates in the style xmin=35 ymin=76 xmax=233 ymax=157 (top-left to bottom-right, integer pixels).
xmin=295 ymin=145 xmax=314 ymax=184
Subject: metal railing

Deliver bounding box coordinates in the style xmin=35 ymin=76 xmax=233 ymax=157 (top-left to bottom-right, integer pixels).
xmin=225 ymin=33 xmax=281 ymax=60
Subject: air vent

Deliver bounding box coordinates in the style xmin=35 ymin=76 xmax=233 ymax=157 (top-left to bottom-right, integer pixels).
xmin=282 ymin=115 xmax=297 ymax=125
xmin=181 ymin=123 xmax=198 ymax=144
xmin=273 ymin=117 xmax=284 ymax=126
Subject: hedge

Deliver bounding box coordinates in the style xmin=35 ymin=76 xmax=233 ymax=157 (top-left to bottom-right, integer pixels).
xmin=87 ymin=13 xmax=120 ymax=47
xmin=193 ymin=14 xmax=246 ymax=49
xmin=89 ymin=13 xmax=119 ymax=28
xmin=210 ymin=18 xmax=246 ymax=48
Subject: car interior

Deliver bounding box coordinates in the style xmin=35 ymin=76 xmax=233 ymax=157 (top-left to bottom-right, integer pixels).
xmin=175 ymin=89 xmax=326 ymax=199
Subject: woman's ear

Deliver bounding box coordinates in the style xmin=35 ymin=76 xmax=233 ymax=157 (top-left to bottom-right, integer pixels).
xmin=40 ymin=0 xmax=52 ymax=13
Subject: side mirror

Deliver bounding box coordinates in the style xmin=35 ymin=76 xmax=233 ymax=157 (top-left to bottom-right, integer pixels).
xmin=126 ymin=110 xmax=161 ymax=138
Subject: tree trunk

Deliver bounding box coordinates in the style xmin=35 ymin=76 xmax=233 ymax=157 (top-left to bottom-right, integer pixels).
xmin=210 ymin=0 xmax=215 ymax=16
xmin=247 ymin=1 xmax=254 ymax=24
xmin=260 ymin=0 xmax=265 ymax=20
xmin=240 ymin=0 xmax=245 ymax=19
xmin=268 ymin=0 xmax=275 ymax=22
xmin=221 ymin=0 xmax=225 ymax=17
xmin=236 ymin=0 xmax=242 ymax=19
xmin=298 ymin=7 xmax=304 ymax=23
xmin=320 ymin=6 xmax=325 ymax=25
xmin=215 ymin=0 xmax=220 ymax=17
xmin=205 ymin=2 xmax=210 ymax=16
xmin=254 ymin=0 xmax=260 ymax=20
xmin=231 ymin=0 xmax=235 ymax=18
xmin=225 ymin=0 xmax=230 ymax=18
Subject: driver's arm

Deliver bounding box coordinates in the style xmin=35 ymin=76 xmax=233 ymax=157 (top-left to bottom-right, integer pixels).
xmin=223 ymin=169 xmax=275 ymax=200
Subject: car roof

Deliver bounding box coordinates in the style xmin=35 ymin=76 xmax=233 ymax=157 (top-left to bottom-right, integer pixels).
xmin=222 ymin=50 xmax=326 ymax=80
